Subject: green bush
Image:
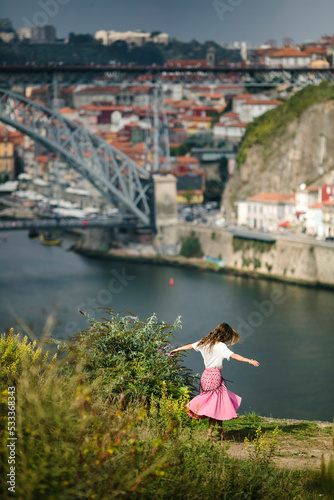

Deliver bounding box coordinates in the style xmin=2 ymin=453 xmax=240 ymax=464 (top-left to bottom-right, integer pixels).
xmin=0 ymin=328 xmax=56 ymax=381
xmin=232 ymin=237 xmax=274 ymax=253
xmin=180 ymin=237 xmax=204 ymax=258
xmin=254 ymin=258 xmax=261 ymax=269
xmin=242 ymin=257 xmax=252 ymax=267
xmin=54 ymin=310 xmax=197 ymax=402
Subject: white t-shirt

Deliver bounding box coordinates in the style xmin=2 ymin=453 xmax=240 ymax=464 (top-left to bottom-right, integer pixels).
xmin=192 ymin=341 xmax=234 ymax=369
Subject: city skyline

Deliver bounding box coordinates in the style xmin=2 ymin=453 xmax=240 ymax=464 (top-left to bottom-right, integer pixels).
xmin=2 ymin=0 xmax=334 ymax=46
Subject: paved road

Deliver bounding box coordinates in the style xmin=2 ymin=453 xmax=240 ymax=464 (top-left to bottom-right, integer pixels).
xmin=181 ymin=220 xmax=334 ymax=248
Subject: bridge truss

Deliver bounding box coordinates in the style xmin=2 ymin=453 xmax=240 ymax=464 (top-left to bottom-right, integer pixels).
xmin=1 ymin=65 xmax=334 ymax=87
xmin=0 ymin=88 xmax=153 ymax=227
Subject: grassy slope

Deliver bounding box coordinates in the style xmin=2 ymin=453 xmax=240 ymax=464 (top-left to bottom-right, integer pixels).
xmin=236 ymin=82 xmax=334 ymax=168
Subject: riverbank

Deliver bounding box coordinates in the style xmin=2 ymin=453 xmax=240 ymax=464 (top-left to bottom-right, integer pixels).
xmin=223 ymin=415 xmax=333 ymax=471
xmin=73 ymin=246 xmax=334 ymax=291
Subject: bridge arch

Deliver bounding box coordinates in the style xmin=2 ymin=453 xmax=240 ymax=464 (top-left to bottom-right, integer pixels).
xmin=0 ymin=88 xmax=153 ymax=226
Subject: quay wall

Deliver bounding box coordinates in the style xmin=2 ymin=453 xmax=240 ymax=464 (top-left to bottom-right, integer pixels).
xmin=177 ymin=224 xmax=334 ymax=287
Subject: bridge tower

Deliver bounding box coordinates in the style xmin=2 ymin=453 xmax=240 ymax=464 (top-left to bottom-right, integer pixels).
xmin=144 ymin=83 xmax=171 ymax=172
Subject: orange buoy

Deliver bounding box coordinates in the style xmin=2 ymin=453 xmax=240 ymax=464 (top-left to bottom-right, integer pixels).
xmin=169 ymin=278 xmax=174 ymax=286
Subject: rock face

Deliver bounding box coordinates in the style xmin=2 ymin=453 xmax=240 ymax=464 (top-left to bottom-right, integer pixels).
xmin=225 ymin=101 xmax=334 ymax=215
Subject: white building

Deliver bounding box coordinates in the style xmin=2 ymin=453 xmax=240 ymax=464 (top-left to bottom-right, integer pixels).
xmin=213 ymin=122 xmax=247 ymax=141
xmin=0 ymin=32 xmax=14 ymax=42
xmin=237 ymin=193 xmax=296 ymax=230
xmin=265 ymin=48 xmax=311 ymax=68
xmin=18 ymin=27 xmax=32 ymax=40
xmin=306 ymin=203 xmax=324 ymax=236
xmin=295 ymin=185 xmax=333 ymax=213
xmin=240 ymin=99 xmax=282 ymax=123
xmin=323 ymin=200 xmax=334 ymax=237
xmin=232 ymin=94 xmax=253 ymax=114
xmin=94 ymin=29 xmax=168 ymax=47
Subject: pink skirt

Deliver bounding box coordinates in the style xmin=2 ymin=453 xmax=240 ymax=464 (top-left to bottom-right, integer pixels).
xmin=186 ymin=368 xmax=242 ymax=421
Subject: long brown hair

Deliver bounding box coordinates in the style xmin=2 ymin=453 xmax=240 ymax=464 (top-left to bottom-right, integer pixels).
xmin=197 ymin=323 xmax=241 ymax=350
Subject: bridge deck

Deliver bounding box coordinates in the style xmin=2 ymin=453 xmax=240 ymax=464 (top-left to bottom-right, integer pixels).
xmin=0 ymin=217 xmax=145 ymax=231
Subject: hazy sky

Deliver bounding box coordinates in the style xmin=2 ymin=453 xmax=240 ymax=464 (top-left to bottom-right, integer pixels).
xmin=2 ymin=0 xmax=334 ymax=46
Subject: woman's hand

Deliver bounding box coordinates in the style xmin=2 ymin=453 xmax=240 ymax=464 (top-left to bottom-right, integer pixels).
xmin=249 ymin=359 xmax=260 ymax=367
xmin=169 ymin=349 xmax=178 ymax=355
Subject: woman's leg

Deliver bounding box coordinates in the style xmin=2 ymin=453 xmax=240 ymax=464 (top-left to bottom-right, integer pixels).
xmin=208 ymin=418 xmax=226 ymax=441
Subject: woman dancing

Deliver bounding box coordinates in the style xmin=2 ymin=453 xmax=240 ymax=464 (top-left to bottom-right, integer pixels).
xmin=170 ymin=322 xmax=260 ymax=441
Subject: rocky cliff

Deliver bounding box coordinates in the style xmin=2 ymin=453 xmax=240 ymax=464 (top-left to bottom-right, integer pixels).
xmin=225 ymin=90 xmax=334 ymax=216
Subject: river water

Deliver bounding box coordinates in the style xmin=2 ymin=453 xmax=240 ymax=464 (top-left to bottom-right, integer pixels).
xmin=0 ymin=232 xmax=333 ymax=421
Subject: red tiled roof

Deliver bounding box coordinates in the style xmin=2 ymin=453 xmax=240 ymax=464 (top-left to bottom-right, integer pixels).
xmin=269 ymin=48 xmax=309 ymax=58
xmin=229 ymin=123 xmax=248 ymax=128
xmin=233 ymin=94 xmax=253 ymax=100
xmin=202 ymin=92 xmax=223 ymax=99
xmin=61 ymin=85 xmax=77 ymax=94
xmin=189 ymin=86 xmax=212 ymax=91
xmin=59 ymin=107 xmax=76 ymax=114
xmin=127 ymin=86 xmax=150 ymax=93
xmin=249 ymin=192 xmax=295 ymax=203
xmin=193 ymin=105 xmax=216 ymax=111
xmin=77 ymin=86 xmax=121 ymax=93
xmin=176 ymin=156 xmax=200 ymax=164
xmin=308 ymin=203 xmax=323 ymax=208
xmin=243 ymin=99 xmax=282 ymax=106
xmin=304 ymin=45 xmax=327 ymax=55
xmin=179 ymin=115 xmax=212 ymax=122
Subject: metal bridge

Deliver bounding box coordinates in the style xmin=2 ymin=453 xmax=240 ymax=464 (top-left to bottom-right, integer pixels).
xmin=0 ymin=88 xmax=154 ymax=228
xmin=0 ymin=216 xmax=139 ymax=232
xmin=1 ymin=65 xmax=334 ymax=87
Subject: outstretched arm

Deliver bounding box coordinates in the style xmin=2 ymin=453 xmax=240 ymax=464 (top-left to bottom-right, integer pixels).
xmin=231 ymin=353 xmax=260 ymax=367
xmin=170 ymin=344 xmax=193 ymax=355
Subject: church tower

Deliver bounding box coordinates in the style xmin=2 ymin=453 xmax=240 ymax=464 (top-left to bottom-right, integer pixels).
xmin=206 ymin=47 xmax=216 ymax=67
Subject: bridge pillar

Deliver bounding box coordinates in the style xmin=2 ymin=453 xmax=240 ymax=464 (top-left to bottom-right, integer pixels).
xmin=152 ymin=174 xmax=178 ymax=253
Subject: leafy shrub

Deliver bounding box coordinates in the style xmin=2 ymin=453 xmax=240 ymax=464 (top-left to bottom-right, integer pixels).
xmin=265 ymin=262 xmax=273 ymax=272
xmin=149 ymin=380 xmax=191 ymax=426
xmin=180 ymin=237 xmax=204 ymax=258
xmin=0 ymin=328 xmax=56 ymax=380
xmin=242 ymin=257 xmax=252 ymax=267
xmin=233 ymin=237 xmax=273 ymax=253
xmin=244 ymin=426 xmax=280 ymax=467
xmin=54 ymin=310 xmax=197 ymax=402
xmin=254 ymin=258 xmax=261 ymax=269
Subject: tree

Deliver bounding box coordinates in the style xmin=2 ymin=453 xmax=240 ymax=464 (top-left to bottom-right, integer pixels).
xmin=68 ymin=33 xmax=97 ymax=45
xmin=109 ymin=40 xmax=129 ymax=64
xmin=218 ymin=156 xmax=230 ymax=188
xmin=183 ymin=188 xmax=195 ymax=204
xmin=130 ymin=43 xmax=164 ymax=65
